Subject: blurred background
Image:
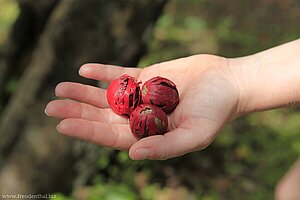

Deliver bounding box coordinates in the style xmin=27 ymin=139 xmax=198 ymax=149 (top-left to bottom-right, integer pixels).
xmin=0 ymin=0 xmax=300 ymax=199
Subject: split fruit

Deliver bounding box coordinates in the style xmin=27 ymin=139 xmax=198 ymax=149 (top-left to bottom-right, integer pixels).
xmin=106 ymin=74 xmax=179 ymax=139
xmin=130 ymin=104 xmax=168 ymax=139
xmin=142 ymin=76 xmax=179 ymax=114
xmin=106 ymin=74 xmax=141 ymax=115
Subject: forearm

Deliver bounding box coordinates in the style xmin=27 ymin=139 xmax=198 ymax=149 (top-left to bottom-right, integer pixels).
xmin=230 ymin=39 xmax=300 ymax=114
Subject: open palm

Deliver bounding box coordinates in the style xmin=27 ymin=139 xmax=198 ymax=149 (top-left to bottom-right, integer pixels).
xmin=45 ymin=55 xmax=240 ymax=160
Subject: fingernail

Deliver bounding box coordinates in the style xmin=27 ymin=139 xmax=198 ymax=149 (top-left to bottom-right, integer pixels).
xmin=133 ymin=148 xmax=151 ymax=160
xmin=44 ymin=108 xmax=49 ymax=116
xmin=79 ymin=65 xmax=92 ymax=75
xmin=56 ymin=124 xmax=61 ymax=132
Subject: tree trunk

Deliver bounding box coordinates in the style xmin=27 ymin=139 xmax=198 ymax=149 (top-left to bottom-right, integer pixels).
xmin=0 ymin=0 xmax=166 ymax=194
xmin=0 ymin=0 xmax=59 ymax=109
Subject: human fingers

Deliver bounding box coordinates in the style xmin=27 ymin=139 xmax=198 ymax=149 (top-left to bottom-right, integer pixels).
xmin=55 ymin=82 xmax=109 ymax=108
xmin=79 ymin=63 xmax=141 ymax=82
xmin=45 ymin=100 xmax=128 ymax=124
xmin=57 ymin=118 xmax=136 ymax=150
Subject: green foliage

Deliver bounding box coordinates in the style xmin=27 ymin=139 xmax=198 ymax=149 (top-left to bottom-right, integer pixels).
xmin=63 ymin=1 xmax=300 ymax=199
xmin=214 ymin=110 xmax=300 ymax=199
xmin=54 ymin=193 xmax=73 ymax=200
xmin=0 ymin=0 xmax=19 ymax=45
xmin=87 ymin=184 xmax=137 ymax=200
xmin=5 ymin=77 xmax=18 ymax=94
xmin=0 ymin=0 xmax=19 ymax=113
xmin=140 ymin=1 xmax=300 ymax=199
xmin=11 ymin=0 xmax=296 ymax=199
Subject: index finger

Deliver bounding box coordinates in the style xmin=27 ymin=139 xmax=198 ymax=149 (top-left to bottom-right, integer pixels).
xmin=79 ymin=63 xmax=141 ymax=82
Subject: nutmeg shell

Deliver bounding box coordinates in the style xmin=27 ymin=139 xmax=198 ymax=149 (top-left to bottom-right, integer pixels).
xmin=130 ymin=104 xmax=168 ymax=139
xmin=142 ymin=76 xmax=179 ymax=114
xmin=106 ymin=74 xmax=141 ymax=115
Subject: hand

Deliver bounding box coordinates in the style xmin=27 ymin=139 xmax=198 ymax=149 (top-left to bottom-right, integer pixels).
xmin=45 ymin=54 xmax=241 ymax=160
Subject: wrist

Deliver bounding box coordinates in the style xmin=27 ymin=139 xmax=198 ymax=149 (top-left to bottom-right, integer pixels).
xmin=228 ymin=39 xmax=300 ymax=114
xmin=227 ymin=55 xmax=261 ymax=115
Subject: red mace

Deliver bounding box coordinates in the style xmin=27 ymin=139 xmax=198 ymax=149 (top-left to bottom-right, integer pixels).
xmin=106 ymin=74 xmax=141 ymax=115
xmin=130 ymin=104 xmax=168 ymax=139
xmin=142 ymin=76 xmax=179 ymax=114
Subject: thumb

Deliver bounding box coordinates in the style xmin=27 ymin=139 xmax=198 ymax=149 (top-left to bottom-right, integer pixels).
xmin=128 ymin=126 xmax=214 ymax=160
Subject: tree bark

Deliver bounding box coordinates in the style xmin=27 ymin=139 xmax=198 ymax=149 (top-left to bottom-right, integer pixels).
xmin=0 ymin=0 xmax=59 ymax=109
xmin=0 ymin=0 xmax=166 ymax=194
